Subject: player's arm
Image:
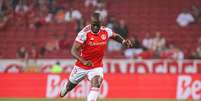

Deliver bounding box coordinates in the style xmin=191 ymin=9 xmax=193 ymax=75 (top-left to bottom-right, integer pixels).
xmin=71 ymin=42 xmax=84 ymax=62
xmin=71 ymin=41 xmax=93 ymax=66
xmin=110 ymin=32 xmax=133 ymax=48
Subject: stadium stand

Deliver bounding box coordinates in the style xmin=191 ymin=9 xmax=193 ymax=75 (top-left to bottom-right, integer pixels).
xmin=0 ymin=0 xmax=200 ymax=59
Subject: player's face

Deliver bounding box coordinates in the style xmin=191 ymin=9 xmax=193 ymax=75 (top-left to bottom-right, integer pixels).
xmin=91 ymin=21 xmax=101 ymax=34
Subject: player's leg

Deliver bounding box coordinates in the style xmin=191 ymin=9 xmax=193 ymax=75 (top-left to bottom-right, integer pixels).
xmin=87 ymin=68 xmax=103 ymax=101
xmin=60 ymin=66 xmax=87 ymax=97
xmin=87 ymin=76 xmax=103 ymax=101
xmin=60 ymin=80 xmax=77 ymax=97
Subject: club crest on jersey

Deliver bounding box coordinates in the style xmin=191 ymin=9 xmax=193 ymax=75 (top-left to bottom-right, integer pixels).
xmin=101 ymin=34 xmax=106 ymax=40
xmin=90 ymin=37 xmax=94 ymax=40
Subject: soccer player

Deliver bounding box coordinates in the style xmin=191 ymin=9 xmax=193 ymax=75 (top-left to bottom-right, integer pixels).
xmin=60 ymin=12 xmax=132 ymax=101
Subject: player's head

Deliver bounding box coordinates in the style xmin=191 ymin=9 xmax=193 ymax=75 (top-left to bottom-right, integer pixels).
xmin=91 ymin=12 xmax=101 ymax=34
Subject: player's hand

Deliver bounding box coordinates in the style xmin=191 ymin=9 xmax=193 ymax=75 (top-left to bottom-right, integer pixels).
xmin=81 ymin=60 xmax=93 ymax=66
xmin=122 ymin=39 xmax=133 ymax=48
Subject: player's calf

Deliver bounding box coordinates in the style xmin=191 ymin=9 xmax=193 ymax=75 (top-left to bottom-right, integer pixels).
xmin=60 ymin=80 xmax=77 ymax=97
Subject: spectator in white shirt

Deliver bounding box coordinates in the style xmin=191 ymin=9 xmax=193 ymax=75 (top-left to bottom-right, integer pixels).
xmin=151 ymin=32 xmax=166 ymax=52
xmin=15 ymin=0 xmax=29 ymax=14
xmin=94 ymin=4 xmax=107 ymax=22
xmin=64 ymin=8 xmax=82 ymax=22
xmin=176 ymin=10 xmax=194 ymax=27
xmin=142 ymin=33 xmax=153 ymax=50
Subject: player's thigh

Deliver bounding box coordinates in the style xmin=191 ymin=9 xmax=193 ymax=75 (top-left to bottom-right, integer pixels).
xmin=87 ymin=67 xmax=103 ymax=87
xmin=69 ymin=66 xmax=87 ymax=84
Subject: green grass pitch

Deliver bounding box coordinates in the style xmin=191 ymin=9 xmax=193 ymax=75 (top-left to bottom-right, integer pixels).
xmin=0 ymin=98 xmax=195 ymax=101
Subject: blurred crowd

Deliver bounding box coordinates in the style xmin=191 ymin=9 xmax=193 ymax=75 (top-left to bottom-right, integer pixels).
xmin=0 ymin=0 xmax=109 ymax=30
xmin=0 ymin=0 xmax=201 ymax=61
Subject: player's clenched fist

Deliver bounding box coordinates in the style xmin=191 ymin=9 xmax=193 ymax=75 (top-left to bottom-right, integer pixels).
xmin=81 ymin=60 xmax=93 ymax=66
xmin=122 ymin=39 xmax=133 ymax=48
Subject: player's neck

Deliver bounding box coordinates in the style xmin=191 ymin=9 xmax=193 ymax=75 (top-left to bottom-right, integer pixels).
xmin=91 ymin=31 xmax=100 ymax=35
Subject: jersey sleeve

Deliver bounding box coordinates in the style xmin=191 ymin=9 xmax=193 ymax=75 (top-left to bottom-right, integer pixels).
xmin=105 ymin=27 xmax=113 ymax=37
xmin=75 ymin=31 xmax=86 ymax=44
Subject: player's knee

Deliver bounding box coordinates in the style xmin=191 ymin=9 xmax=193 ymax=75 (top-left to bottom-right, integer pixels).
xmin=91 ymin=76 xmax=103 ymax=88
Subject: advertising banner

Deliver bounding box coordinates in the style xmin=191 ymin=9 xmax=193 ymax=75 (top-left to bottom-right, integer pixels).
xmin=0 ymin=74 xmax=200 ymax=100
xmin=0 ymin=59 xmax=200 ymax=74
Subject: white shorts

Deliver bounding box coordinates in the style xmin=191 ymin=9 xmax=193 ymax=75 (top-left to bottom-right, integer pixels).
xmin=69 ymin=66 xmax=104 ymax=84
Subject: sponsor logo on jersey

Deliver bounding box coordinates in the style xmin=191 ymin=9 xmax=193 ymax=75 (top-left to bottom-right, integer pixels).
xmin=101 ymin=34 xmax=106 ymax=40
xmin=89 ymin=41 xmax=106 ymax=46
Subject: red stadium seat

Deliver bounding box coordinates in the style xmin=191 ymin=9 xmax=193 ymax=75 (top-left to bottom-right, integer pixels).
xmin=0 ymin=0 xmax=200 ymax=58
